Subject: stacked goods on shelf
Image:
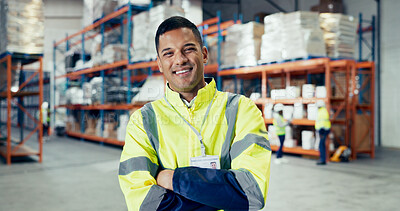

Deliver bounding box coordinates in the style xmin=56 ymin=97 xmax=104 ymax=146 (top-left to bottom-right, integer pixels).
xmin=102 ymin=44 xmax=128 ymax=63
xmin=91 ymin=28 xmax=126 ymax=67
xmin=0 ymin=0 xmax=44 ymax=54
xmin=319 ymin=13 xmax=358 ymax=59
xmin=206 ymin=36 xmax=218 ymax=65
xmin=66 ymin=87 xmax=85 ymax=105
xmin=260 ymin=13 xmax=284 ymax=63
xmin=117 ymin=0 xmax=150 ymax=7
xmin=281 ymin=11 xmax=326 ymax=60
xmin=131 ymin=75 xmax=165 ymax=103
xmin=221 ymin=22 xmax=264 ymax=69
xmin=131 ymin=4 xmax=184 ymax=62
xmin=83 ymin=0 xmax=121 ymax=27
xmin=260 ymin=11 xmax=326 ymax=63
xmin=117 ymin=114 xmax=129 ymax=141
xmin=131 ymin=11 xmax=149 ymax=62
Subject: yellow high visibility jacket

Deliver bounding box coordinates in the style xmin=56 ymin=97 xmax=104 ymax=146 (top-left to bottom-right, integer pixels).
xmin=273 ymin=113 xmax=287 ymax=136
xmin=315 ymin=107 xmax=331 ymax=130
xmin=119 ymin=78 xmax=271 ymax=210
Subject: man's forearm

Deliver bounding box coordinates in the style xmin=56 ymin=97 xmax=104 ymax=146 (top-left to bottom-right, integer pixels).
xmin=172 ymin=167 xmax=249 ymax=210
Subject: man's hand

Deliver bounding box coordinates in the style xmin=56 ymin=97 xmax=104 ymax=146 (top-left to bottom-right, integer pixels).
xmin=156 ymin=169 xmax=174 ymax=191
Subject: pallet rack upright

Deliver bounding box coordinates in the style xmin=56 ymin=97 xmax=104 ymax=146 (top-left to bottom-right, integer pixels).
xmin=0 ymin=52 xmax=44 ymax=165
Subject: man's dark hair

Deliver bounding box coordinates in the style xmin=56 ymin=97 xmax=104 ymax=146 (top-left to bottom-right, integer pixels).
xmin=155 ymin=16 xmax=203 ymax=54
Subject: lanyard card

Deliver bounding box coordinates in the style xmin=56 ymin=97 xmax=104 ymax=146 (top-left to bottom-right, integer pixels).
xmin=190 ymin=155 xmax=220 ymax=169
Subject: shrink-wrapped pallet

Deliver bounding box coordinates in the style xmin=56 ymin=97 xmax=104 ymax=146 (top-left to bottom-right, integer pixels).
xmin=259 ymin=13 xmax=284 ymax=63
xmin=281 ymin=11 xmax=326 ymax=60
xmin=319 ymin=13 xmax=358 ymax=59
xmin=222 ymin=22 xmax=264 ymax=69
xmin=0 ymin=0 xmax=44 ymax=54
xmin=260 ymin=11 xmax=326 ymax=63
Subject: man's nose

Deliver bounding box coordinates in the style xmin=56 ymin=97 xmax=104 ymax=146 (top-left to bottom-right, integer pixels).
xmin=175 ymin=51 xmax=188 ymax=65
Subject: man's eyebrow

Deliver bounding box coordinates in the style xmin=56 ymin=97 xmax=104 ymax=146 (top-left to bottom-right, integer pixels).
xmin=184 ymin=43 xmax=196 ymax=47
xmin=161 ymin=47 xmax=172 ymax=54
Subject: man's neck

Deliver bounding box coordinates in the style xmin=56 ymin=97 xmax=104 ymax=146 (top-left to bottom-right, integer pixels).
xmin=176 ymin=80 xmax=207 ymax=102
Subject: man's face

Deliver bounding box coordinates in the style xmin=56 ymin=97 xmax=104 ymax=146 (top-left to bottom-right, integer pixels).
xmin=157 ymin=27 xmax=208 ymax=93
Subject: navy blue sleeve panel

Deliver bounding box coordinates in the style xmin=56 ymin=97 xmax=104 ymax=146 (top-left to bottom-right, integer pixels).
xmin=172 ymin=167 xmax=249 ymax=210
xmin=157 ymin=190 xmax=217 ymax=211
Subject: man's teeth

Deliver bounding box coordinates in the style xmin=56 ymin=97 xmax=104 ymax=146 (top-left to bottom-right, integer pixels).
xmin=176 ymin=69 xmax=190 ymax=74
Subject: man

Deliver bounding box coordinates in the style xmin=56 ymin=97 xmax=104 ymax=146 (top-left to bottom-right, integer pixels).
xmin=119 ymin=16 xmax=271 ymax=210
xmin=272 ymin=103 xmax=290 ymax=164
xmin=315 ymin=100 xmax=331 ymax=165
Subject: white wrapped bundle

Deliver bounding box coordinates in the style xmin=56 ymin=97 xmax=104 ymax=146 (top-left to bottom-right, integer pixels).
xmin=0 ymin=0 xmax=44 ymax=54
xmin=320 ymin=13 xmax=358 ymax=59
xmin=131 ymin=11 xmax=150 ymax=62
xmin=102 ymin=44 xmax=128 ymax=64
xmin=222 ymin=22 xmax=264 ymax=68
xmin=118 ymin=0 xmax=151 ymax=7
xmin=282 ymin=28 xmax=326 ymax=60
xmin=307 ymin=103 xmax=318 ymax=120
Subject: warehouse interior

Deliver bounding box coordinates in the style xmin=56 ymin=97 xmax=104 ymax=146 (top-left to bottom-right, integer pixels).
xmin=0 ymin=0 xmax=399 ymax=210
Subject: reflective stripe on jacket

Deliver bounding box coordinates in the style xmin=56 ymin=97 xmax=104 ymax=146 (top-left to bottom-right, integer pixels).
xmin=315 ymin=107 xmax=331 ymax=130
xmin=273 ymin=113 xmax=287 ymax=136
xmin=119 ymin=78 xmax=271 ymax=210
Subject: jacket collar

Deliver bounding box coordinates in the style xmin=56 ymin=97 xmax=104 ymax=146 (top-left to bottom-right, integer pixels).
xmin=165 ymin=78 xmax=216 ymax=110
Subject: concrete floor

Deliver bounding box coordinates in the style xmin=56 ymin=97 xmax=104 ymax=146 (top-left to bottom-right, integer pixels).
xmin=1 ymin=131 xmax=399 ymax=211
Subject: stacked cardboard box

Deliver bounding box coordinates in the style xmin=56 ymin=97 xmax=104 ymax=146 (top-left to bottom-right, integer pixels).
xmin=0 ymin=0 xmax=44 ymax=54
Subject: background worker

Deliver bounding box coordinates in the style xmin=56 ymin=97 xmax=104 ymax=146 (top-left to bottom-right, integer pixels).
xmin=118 ymin=16 xmax=271 ymax=210
xmin=37 ymin=101 xmax=50 ymax=142
xmin=273 ymin=103 xmax=290 ymax=164
xmin=315 ymin=100 xmax=331 ymax=165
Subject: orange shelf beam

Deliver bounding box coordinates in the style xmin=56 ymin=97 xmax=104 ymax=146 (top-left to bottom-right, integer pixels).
xmin=204 ymin=64 xmax=218 ymax=74
xmin=270 ymin=145 xmax=320 ymax=156
xmin=202 ymin=20 xmax=235 ymax=35
xmin=56 ymin=103 xmax=145 ymax=110
xmin=264 ymin=118 xmax=315 ymax=126
xmin=66 ymin=131 xmax=125 ymax=146
xmin=54 ymin=5 xmax=129 ymax=47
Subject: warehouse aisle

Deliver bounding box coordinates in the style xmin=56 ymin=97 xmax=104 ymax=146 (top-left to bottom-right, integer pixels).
xmin=1 ymin=129 xmax=399 ymax=210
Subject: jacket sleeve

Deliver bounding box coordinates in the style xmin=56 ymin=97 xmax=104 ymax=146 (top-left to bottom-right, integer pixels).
xmin=171 ymin=96 xmax=271 ymax=210
xmin=119 ymin=109 xmax=217 ymax=211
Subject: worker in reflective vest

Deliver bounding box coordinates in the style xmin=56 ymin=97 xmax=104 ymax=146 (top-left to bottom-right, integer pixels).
xmin=37 ymin=102 xmax=50 ymax=142
xmin=273 ymin=103 xmax=290 ymax=164
xmin=118 ymin=16 xmax=271 ymax=210
xmin=315 ymin=100 xmax=331 ymax=165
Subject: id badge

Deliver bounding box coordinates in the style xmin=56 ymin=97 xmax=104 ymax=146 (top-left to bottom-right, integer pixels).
xmin=190 ymin=155 xmax=220 ymax=169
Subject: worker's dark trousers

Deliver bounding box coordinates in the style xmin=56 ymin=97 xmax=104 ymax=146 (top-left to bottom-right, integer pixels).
xmin=318 ymin=129 xmax=330 ymax=162
xmin=277 ymin=135 xmax=285 ymax=158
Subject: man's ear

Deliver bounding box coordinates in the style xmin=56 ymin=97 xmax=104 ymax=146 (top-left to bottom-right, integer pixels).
xmin=157 ymin=56 xmax=163 ymax=73
xmin=202 ymin=46 xmax=208 ymax=64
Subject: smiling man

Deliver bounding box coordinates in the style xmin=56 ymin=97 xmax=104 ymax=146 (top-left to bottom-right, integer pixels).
xmin=119 ymin=16 xmax=271 ymax=211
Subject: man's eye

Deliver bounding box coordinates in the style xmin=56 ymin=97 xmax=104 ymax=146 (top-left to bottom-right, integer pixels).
xmin=185 ymin=48 xmax=196 ymax=52
xmin=163 ymin=52 xmax=173 ymax=57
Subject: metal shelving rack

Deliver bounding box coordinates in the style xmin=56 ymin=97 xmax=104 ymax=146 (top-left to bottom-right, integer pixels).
xmin=0 ymin=52 xmax=44 ymax=165
xmin=219 ymin=58 xmax=375 ymax=160
xmin=53 ymin=3 xmax=234 ymax=146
